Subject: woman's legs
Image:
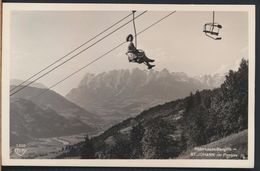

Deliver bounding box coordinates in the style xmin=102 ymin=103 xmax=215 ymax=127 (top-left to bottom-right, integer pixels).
xmin=139 ymin=52 xmax=154 ymax=62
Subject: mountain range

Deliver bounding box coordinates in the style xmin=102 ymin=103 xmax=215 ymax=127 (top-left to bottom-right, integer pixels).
xmin=66 ymin=68 xmax=224 ymax=128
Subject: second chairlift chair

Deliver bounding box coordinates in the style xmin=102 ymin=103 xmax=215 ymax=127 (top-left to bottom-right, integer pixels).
xmin=203 ymin=11 xmax=223 ymax=40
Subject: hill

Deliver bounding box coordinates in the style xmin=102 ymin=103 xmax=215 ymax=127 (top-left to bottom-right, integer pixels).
xmin=10 ymin=98 xmax=94 ymax=146
xmin=11 ymin=86 xmax=102 ymax=128
xmin=10 ymin=86 xmax=104 ymax=145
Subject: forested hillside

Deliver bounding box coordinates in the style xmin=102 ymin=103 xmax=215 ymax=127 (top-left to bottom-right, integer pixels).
xmin=59 ymin=59 xmax=248 ymax=159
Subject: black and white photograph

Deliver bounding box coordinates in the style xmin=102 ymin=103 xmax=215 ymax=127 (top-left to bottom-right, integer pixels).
xmin=1 ymin=3 xmax=255 ymax=168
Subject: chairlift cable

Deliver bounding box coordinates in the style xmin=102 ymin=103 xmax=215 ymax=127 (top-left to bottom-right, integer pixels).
xmin=10 ymin=11 xmax=147 ymax=97
xmin=136 ymin=11 xmax=176 ymax=36
xmin=31 ymin=41 xmax=126 ymax=101
xmin=10 ymin=12 xmax=134 ymax=93
xmin=29 ymin=11 xmax=177 ymax=100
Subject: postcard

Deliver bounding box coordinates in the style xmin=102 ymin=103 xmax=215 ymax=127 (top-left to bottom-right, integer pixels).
xmin=1 ymin=3 xmax=255 ymax=168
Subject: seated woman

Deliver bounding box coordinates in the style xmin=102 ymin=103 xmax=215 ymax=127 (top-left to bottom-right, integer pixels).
xmin=126 ymin=34 xmax=155 ymax=69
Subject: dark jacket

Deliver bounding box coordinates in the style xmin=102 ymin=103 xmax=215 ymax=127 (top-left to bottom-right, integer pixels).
xmin=128 ymin=42 xmax=139 ymax=54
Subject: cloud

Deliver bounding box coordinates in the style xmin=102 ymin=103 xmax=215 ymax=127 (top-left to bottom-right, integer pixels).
xmin=213 ymin=64 xmax=228 ymax=75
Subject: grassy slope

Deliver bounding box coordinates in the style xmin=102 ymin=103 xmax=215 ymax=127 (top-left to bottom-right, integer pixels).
xmin=178 ymin=129 xmax=248 ymax=159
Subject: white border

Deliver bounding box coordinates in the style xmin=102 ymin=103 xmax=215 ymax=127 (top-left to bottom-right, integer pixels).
xmin=1 ymin=3 xmax=255 ymax=168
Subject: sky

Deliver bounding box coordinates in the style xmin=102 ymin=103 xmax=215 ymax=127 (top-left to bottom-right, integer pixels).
xmin=10 ymin=10 xmax=248 ymax=95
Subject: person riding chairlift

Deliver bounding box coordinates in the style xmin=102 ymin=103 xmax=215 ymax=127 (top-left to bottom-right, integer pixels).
xmin=126 ymin=34 xmax=155 ymax=70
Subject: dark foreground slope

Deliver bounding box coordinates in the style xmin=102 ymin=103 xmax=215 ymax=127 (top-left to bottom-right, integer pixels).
xmin=178 ymin=129 xmax=248 ymax=159
xmin=60 ymin=59 xmax=248 ymax=159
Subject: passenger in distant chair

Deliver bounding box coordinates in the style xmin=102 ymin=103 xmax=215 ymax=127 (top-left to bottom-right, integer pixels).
xmin=126 ymin=34 xmax=155 ymax=70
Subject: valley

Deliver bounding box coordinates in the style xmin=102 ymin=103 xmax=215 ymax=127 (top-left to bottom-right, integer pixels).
xmin=11 ymin=134 xmax=85 ymax=159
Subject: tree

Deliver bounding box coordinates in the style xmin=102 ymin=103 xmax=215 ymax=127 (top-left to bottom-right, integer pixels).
xmin=130 ymin=124 xmax=145 ymax=158
xmin=80 ymin=135 xmax=95 ymax=159
xmin=185 ymin=92 xmax=194 ymax=112
xmin=237 ymin=59 xmax=248 ymax=130
xmin=109 ymin=137 xmax=132 ymax=159
xmin=152 ymin=119 xmax=182 ymax=158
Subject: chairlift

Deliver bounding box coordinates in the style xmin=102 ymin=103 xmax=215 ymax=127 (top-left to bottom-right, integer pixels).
xmin=203 ymin=11 xmax=222 ymax=40
xmin=125 ymin=11 xmax=155 ymax=69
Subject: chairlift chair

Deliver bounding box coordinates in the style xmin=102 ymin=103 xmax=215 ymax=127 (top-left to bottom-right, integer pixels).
xmin=126 ymin=47 xmax=145 ymax=64
xmin=203 ymin=11 xmax=222 ymax=40
xmin=125 ymin=12 xmax=149 ymax=64
xmin=125 ymin=11 xmax=156 ymax=69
